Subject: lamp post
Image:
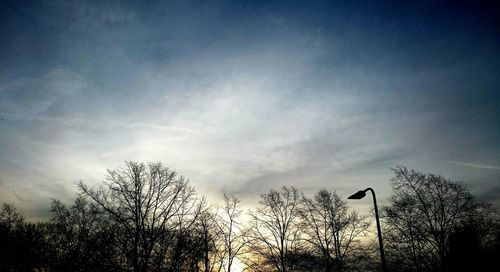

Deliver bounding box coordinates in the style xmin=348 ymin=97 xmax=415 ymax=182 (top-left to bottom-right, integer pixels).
xmin=348 ymin=188 xmax=387 ymax=272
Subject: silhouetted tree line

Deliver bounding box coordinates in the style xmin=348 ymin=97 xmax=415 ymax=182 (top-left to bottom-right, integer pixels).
xmin=0 ymin=162 xmax=499 ymax=272
xmin=382 ymin=167 xmax=500 ymax=272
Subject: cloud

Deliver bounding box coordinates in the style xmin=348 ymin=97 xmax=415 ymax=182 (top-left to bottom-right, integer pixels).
xmin=442 ymin=161 xmax=500 ymax=170
xmin=477 ymin=187 xmax=500 ymax=206
xmin=0 ymin=69 xmax=87 ymax=116
xmin=0 ymin=0 xmax=499 ymax=219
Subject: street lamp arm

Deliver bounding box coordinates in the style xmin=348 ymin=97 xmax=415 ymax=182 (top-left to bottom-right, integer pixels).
xmin=366 ymin=188 xmax=387 ymax=272
xmin=349 ymin=187 xmax=387 ymax=272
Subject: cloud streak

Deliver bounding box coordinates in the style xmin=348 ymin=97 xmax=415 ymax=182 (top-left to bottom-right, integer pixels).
xmin=442 ymin=161 xmax=500 ymax=170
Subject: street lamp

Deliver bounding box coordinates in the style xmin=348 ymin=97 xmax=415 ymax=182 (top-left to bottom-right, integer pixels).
xmin=348 ymin=188 xmax=387 ymax=272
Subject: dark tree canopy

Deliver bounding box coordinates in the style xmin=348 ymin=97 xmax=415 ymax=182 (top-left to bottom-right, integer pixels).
xmin=1 ymin=163 xmax=498 ymax=272
xmin=79 ymin=161 xmax=199 ymax=272
xmin=246 ymin=186 xmax=303 ymax=272
xmin=300 ymin=189 xmax=370 ymax=272
xmin=382 ymin=166 xmax=500 ymax=272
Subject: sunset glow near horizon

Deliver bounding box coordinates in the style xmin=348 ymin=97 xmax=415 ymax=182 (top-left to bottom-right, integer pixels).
xmin=0 ymin=1 xmax=499 ymax=219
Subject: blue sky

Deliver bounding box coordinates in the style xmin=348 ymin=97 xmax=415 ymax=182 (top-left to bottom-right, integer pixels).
xmin=0 ymin=0 xmax=499 ymax=218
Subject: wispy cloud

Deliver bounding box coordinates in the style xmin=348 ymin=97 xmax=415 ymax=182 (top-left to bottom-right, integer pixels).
xmin=0 ymin=69 xmax=87 ymax=116
xmin=0 ymin=0 xmax=499 ymax=218
xmin=0 ymin=111 xmax=193 ymax=133
xmin=442 ymin=161 xmax=500 ymax=170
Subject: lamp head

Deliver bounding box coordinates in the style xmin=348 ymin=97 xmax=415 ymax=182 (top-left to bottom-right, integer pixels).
xmin=348 ymin=190 xmax=367 ymax=200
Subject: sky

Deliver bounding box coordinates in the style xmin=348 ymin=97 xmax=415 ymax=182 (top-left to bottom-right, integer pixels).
xmin=0 ymin=0 xmax=499 ymax=219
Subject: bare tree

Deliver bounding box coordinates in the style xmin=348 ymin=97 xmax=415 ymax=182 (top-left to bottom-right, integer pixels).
xmin=216 ymin=194 xmax=248 ymax=272
xmin=166 ymin=191 xmax=204 ymax=272
xmin=382 ymin=166 xmax=479 ymax=272
xmin=50 ymin=196 xmax=121 ymax=271
xmin=300 ymin=189 xmax=370 ymax=272
xmin=246 ymin=186 xmax=302 ymax=272
xmin=0 ymin=203 xmax=24 ymax=232
xmin=195 ymin=208 xmax=221 ymax=272
xmin=79 ymin=161 xmax=196 ymax=272
xmin=0 ymin=203 xmax=52 ymax=271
